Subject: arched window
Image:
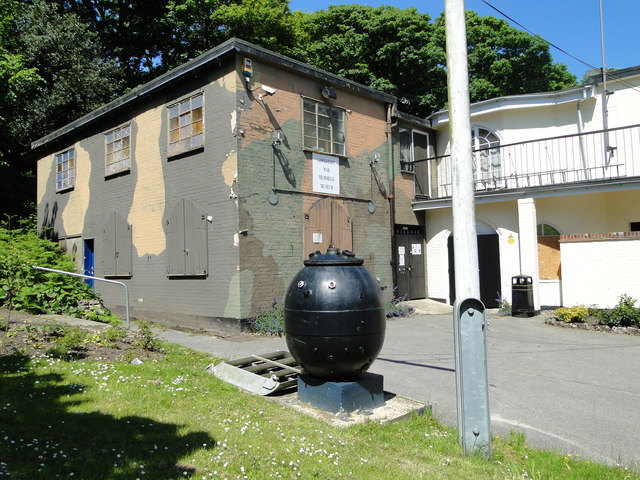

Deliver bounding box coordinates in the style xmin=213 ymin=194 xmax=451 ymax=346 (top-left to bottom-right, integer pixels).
xmin=537 ymin=223 xmax=561 ymax=236
xmin=472 ymin=127 xmax=501 ymax=181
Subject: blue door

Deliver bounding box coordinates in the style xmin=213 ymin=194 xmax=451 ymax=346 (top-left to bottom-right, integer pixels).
xmin=83 ymin=239 xmax=95 ymax=288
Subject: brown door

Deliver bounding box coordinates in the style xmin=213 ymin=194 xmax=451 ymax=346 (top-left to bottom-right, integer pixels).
xmin=304 ymin=197 xmax=352 ymax=256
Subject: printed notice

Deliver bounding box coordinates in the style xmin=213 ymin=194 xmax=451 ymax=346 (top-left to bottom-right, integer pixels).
xmin=313 ymin=233 xmax=323 ymax=244
xmin=312 ymin=153 xmax=340 ymax=194
xmin=411 ymin=243 xmax=422 ymax=255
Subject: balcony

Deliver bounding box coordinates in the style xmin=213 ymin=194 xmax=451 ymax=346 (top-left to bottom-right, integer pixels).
xmin=411 ymin=124 xmax=640 ymax=204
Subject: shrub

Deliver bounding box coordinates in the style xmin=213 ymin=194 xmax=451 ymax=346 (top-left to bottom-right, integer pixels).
xmin=385 ymin=294 xmax=415 ymax=318
xmin=496 ymin=295 xmax=512 ymax=315
xmin=0 ymin=222 xmax=110 ymax=321
xmin=555 ymin=305 xmax=588 ymax=323
xmin=590 ymin=295 xmax=640 ymax=327
xmin=247 ymin=300 xmax=284 ymax=335
xmin=133 ymin=321 xmax=164 ymax=352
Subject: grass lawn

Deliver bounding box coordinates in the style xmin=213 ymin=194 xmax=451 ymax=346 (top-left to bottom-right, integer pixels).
xmin=1 ymin=341 xmax=638 ymax=480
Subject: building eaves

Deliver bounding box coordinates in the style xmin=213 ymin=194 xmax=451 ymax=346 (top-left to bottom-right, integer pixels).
xmin=393 ymin=110 xmax=434 ymax=132
xmin=428 ymin=85 xmax=595 ymax=128
xmin=32 ymin=37 xmax=397 ymax=151
xmin=585 ymin=64 xmax=640 ymax=85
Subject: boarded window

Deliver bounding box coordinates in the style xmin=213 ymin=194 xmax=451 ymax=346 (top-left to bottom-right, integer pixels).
xmin=537 ymin=223 xmax=561 ymax=280
xmin=167 ymin=199 xmax=208 ymax=277
xmin=103 ymin=212 xmax=132 ymax=277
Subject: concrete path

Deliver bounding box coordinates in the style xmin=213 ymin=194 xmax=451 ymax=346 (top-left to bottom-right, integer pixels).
xmin=155 ymin=310 xmax=640 ymax=468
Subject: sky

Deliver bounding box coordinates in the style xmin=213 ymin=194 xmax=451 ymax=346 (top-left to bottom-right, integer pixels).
xmin=287 ymin=0 xmax=640 ymax=80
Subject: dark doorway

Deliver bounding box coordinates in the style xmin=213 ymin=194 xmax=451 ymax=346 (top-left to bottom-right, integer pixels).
xmin=83 ymin=239 xmax=95 ymax=289
xmin=395 ymin=225 xmax=426 ymax=300
xmin=448 ymin=234 xmax=501 ymax=308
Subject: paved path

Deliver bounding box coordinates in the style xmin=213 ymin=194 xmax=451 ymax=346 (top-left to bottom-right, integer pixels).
xmin=156 ymin=312 xmax=640 ymax=468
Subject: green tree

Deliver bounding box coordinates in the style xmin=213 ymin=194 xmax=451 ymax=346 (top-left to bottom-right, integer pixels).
xmin=0 ymin=1 xmax=121 ymax=218
xmin=435 ymin=11 xmax=577 ymax=103
xmin=293 ymin=5 xmax=446 ymax=117
xmin=293 ymin=6 xmax=576 ymax=116
xmin=60 ymin=0 xmax=297 ymax=88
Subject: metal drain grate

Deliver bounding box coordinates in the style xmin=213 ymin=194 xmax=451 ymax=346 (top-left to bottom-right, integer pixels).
xmin=208 ymin=350 xmax=301 ymax=396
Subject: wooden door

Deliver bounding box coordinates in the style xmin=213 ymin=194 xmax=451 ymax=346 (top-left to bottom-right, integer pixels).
xmin=304 ymin=198 xmax=352 ymax=256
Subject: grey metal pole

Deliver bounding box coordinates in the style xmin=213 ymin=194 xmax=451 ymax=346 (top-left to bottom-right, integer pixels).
xmin=444 ymin=0 xmax=492 ymax=456
xmin=32 ymin=266 xmax=130 ymax=330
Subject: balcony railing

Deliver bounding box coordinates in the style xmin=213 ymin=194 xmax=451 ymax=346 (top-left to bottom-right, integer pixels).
xmin=413 ymin=124 xmax=640 ymax=200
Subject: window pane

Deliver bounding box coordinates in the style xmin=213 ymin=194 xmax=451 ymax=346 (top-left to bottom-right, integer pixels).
xmin=192 ymin=107 xmax=202 ymax=122
xmin=191 ymin=94 xmax=203 ymax=109
xmin=169 ymin=116 xmax=179 ymax=131
xmin=303 ymin=124 xmax=316 ymax=137
xmin=192 ymin=120 xmax=203 ymax=135
xmin=179 ymin=113 xmax=190 ymax=127
xmin=179 ymin=98 xmax=190 ymax=113
xmin=304 ymin=136 xmax=316 ymax=150
xmin=169 ymin=104 xmax=179 ymax=118
xmin=303 ymin=99 xmax=316 ymax=112
xmin=318 ymin=138 xmax=329 ymax=152
xmin=192 ymin=134 xmax=202 ymax=147
xmin=170 ymin=129 xmax=180 ymax=143
xmin=180 ymin=125 xmax=190 ymax=139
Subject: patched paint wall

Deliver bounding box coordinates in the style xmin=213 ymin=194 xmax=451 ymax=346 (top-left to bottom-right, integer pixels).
xmin=234 ymin=58 xmax=393 ymax=313
xmin=128 ymin=105 xmax=165 ymax=256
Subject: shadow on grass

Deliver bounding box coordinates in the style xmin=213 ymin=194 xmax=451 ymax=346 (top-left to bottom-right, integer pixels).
xmin=0 ymin=353 xmax=215 ymax=479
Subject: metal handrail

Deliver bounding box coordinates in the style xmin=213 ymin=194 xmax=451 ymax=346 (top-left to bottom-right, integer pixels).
xmin=32 ymin=266 xmax=130 ymax=329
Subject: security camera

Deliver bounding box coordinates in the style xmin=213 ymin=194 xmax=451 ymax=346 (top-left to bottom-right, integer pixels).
xmin=260 ymin=85 xmax=276 ymax=95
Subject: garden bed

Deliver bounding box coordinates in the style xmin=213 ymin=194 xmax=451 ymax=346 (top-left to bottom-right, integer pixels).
xmin=545 ymin=317 xmax=640 ymax=336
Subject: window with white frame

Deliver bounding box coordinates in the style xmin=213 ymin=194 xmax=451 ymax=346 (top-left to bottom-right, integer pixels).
xmin=105 ymin=124 xmax=131 ymax=176
xmin=55 ymin=148 xmax=75 ymax=191
xmin=472 ymin=127 xmax=501 ymax=181
xmin=168 ymin=93 xmax=203 ymax=157
xmin=303 ymin=98 xmax=345 ymax=156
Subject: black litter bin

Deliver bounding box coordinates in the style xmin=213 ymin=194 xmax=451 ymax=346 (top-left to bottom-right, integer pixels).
xmin=511 ymin=275 xmax=535 ymax=317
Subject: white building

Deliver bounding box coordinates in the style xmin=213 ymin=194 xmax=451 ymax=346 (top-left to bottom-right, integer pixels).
xmin=411 ymin=66 xmax=640 ymax=310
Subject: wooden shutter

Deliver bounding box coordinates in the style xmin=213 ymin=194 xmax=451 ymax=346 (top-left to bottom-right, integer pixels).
xmin=103 ymin=212 xmax=132 ymax=277
xmin=167 ymin=199 xmax=208 ymax=277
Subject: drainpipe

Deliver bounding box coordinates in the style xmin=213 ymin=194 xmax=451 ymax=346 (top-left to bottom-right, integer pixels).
xmin=577 ymin=89 xmax=591 ymax=180
xmin=387 ymin=103 xmax=398 ymax=295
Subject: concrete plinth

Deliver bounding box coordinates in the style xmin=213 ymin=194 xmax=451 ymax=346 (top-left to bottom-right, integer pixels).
xmin=297 ymin=372 xmax=385 ymax=413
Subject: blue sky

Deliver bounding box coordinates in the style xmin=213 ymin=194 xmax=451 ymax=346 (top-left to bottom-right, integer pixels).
xmin=288 ymin=0 xmax=639 ymax=79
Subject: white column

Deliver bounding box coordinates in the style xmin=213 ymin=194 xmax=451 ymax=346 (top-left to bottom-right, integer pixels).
xmin=517 ymin=198 xmax=540 ymax=311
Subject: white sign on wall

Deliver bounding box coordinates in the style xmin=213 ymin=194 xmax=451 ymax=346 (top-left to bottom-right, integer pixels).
xmin=312 ymin=153 xmax=340 ymax=194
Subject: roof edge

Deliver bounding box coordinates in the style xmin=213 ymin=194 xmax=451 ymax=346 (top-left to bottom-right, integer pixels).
xmin=429 ymin=85 xmax=595 ymax=128
xmin=32 ymin=38 xmax=397 ymax=151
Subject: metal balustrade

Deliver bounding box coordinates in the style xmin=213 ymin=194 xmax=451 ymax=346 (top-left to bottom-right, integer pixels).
xmin=412 ymin=124 xmax=640 ymax=200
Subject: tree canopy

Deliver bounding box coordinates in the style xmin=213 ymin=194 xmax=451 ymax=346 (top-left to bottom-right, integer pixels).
xmin=0 ymin=0 xmax=578 ymax=217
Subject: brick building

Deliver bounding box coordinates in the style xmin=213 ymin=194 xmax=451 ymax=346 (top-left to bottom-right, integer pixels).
xmin=34 ymin=38 xmax=429 ymax=332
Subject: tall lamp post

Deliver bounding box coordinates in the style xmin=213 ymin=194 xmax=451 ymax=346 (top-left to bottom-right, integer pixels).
xmin=444 ymin=0 xmax=492 ymax=457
